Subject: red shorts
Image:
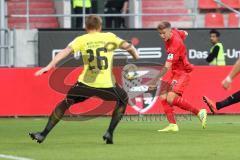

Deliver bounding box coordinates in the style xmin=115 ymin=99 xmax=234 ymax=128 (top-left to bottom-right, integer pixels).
xmin=161 ymin=72 xmax=191 ymax=95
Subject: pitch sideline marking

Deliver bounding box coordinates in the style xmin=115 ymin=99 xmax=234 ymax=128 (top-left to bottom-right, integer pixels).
xmin=0 ymin=154 xmax=33 ymax=160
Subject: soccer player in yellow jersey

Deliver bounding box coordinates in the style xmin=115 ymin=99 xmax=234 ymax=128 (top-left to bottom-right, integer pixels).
xmin=29 ymin=15 xmax=139 ymax=144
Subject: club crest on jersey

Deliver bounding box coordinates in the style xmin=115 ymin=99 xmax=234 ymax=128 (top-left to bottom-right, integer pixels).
xmin=122 ymin=64 xmax=161 ymax=113
xmin=167 ymin=53 xmax=174 ymax=60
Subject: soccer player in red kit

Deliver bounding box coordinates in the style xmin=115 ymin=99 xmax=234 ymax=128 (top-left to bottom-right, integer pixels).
xmin=149 ymin=21 xmax=207 ymax=132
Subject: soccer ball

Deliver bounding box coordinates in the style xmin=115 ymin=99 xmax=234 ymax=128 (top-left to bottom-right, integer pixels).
xmin=123 ymin=64 xmax=138 ymax=80
xmin=126 ymin=71 xmax=137 ymax=80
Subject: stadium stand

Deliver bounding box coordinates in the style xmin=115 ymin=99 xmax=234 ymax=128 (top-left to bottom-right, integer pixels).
xmin=205 ymin=12 xmax=224 ymax=28
xmin=4 ymin=0 xmax=240 ymax=29
xmin=7 ymin=0 xmax=59 ymax=29
xmin=142 ymin=0 xmax=193 ymax=28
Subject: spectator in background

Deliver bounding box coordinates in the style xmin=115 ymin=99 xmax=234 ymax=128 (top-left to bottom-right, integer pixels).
xmin=104 ymin=0 xmax=129 ymax=29
xmin=72 ymin=0 xmax=92 ymax=28
xmin=206 ymin=29 xmax=226 ymax=66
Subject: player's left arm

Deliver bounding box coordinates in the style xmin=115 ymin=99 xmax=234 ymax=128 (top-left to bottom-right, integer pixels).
xmin=111 ymin=32 xmax=139 ymax=60
xmin=183 ymin=30 xmax=188 ymax=37
xmin=35 ymin=47 xmax=73 ymax=76
xmin=177 ymin=29 xmax=188 ymax=40
xmin=120 ymin=41 xmax=139 ymax=60
xmin=222 ymin=58 xmax=240 ymax=90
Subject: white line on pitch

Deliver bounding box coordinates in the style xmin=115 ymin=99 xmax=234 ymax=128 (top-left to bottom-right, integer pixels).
xmin=0 ymin=154 xmax=33 ymax=160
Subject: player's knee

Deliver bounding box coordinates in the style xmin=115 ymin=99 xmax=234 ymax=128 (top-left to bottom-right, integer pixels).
xmin=122 ymin=96 xmax=129 ymax=107
xmin=163 ymin=107 xmax=174 ymax=114
xmin=121 ymin=90 xmax=129 ymax=106
xmin=55 ymin=99 xmax=73 ymax=112
xmin=166 ymin=92 xmax=177 ymax=105
xmin=117 ymin=100 xmax=128 ymax=116
xmin=166 ymin=97 xmax=174 ymax=105
xmin=160 ymin=94 xmax=167 ymax=100
xmin=65 ymin=97 xmax=75 ymax=106
xmin=118 ymin=98 xmax=128 ymax=111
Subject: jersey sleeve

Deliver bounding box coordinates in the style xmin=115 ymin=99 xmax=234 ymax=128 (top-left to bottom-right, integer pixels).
xmin=108 ymin=32 xmax=124 ymax=49
xmin=68 ymin=37 xmax=82 ymax=54
xmin=176 ymin=29 xmax=187 ymax=40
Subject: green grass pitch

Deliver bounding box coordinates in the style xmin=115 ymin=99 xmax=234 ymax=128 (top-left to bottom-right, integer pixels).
xmin=0 ymin=115 xmax=240 ymax=160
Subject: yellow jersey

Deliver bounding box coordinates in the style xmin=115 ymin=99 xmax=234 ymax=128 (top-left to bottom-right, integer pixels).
xmin=68 ymin=32 xmax=124 ymax=88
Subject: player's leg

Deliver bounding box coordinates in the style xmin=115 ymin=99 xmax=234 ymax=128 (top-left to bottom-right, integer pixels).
xmin=203 ymin=90 xmax=240 ymax=114
xmin=96 ymin=84 xmax=128 ymax=144
xmin=167 ymin=92 xmax=200 ymax=119
xmin=167 ymin=92 xmax=199 ymax=115
xmin=158 ymin=93 xmax=179 ymax=132
xmin=106 ymin=85 xmax=128 ymax=144
xmin=161 ymin=94 xmax=177 ymax=125
xmin=166 ymin=91 xmax=207 ymax=129
xmin=29 ymin=83 xmax=87 ymax=143
xmin=167 ymin=74 xmax=207 ymax=128
xmin=29 ymin=99 xmax=75 ymax=143
xmin=103 ymin=97 xmax=128 ymax=144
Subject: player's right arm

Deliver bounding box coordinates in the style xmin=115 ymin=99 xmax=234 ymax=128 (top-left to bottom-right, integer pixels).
xmin=120 ymin=41 xmax=139 ymax=60
xmin=222 ymin=58 xmax=240 ymax=89
xmin=148 ymin=46 xmax=177 ymax=90
xmin=35 ymin=47 xmax=73 ymax=76
xmin=148 ymin=61 xmax=171 ymax=90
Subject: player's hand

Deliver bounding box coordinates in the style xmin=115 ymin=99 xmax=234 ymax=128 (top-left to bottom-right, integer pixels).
xmin=148 ymin=84 xmax=157 ymax=91
xmin=148 ymin=78 xmax=161 ymax=91
xmin=148 ymin=80 xmax=159 ymax=91
xmin=222 ymin=79 xmax=231 ymax=90
xmin=35 ymin=67 xmax=50 ymax=76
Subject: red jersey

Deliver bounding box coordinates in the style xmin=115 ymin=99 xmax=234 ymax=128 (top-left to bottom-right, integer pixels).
xmin=165 ymin=29 xmax=193 ymax=74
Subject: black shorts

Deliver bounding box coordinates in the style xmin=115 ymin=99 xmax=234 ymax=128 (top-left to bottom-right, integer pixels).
xmin=66 ymin=82 xmax=128 ymax=104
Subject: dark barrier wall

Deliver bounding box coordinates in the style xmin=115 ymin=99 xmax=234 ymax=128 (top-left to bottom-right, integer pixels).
xmin=39 ymin=29 xmax=240 ymax=66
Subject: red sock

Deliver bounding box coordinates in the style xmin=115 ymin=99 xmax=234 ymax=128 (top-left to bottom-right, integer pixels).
xmin=172 ymin=96 xmax=199 ymax=115
xmin=161 ymin=100 xmax=176 ymax=124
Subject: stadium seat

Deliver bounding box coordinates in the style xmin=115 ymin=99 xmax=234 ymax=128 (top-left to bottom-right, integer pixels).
xmin=221 ymin=0 xmax=240 ymax=9
xmin=205 ymin=13 xmax=224 ymax=28
xmin=7 ymin=0 xmax=59 ymax=29
xmin=198 ymin=0 xmax=219 ymax=9
xmin=228 ymin=13 xmax=240 ymax=27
